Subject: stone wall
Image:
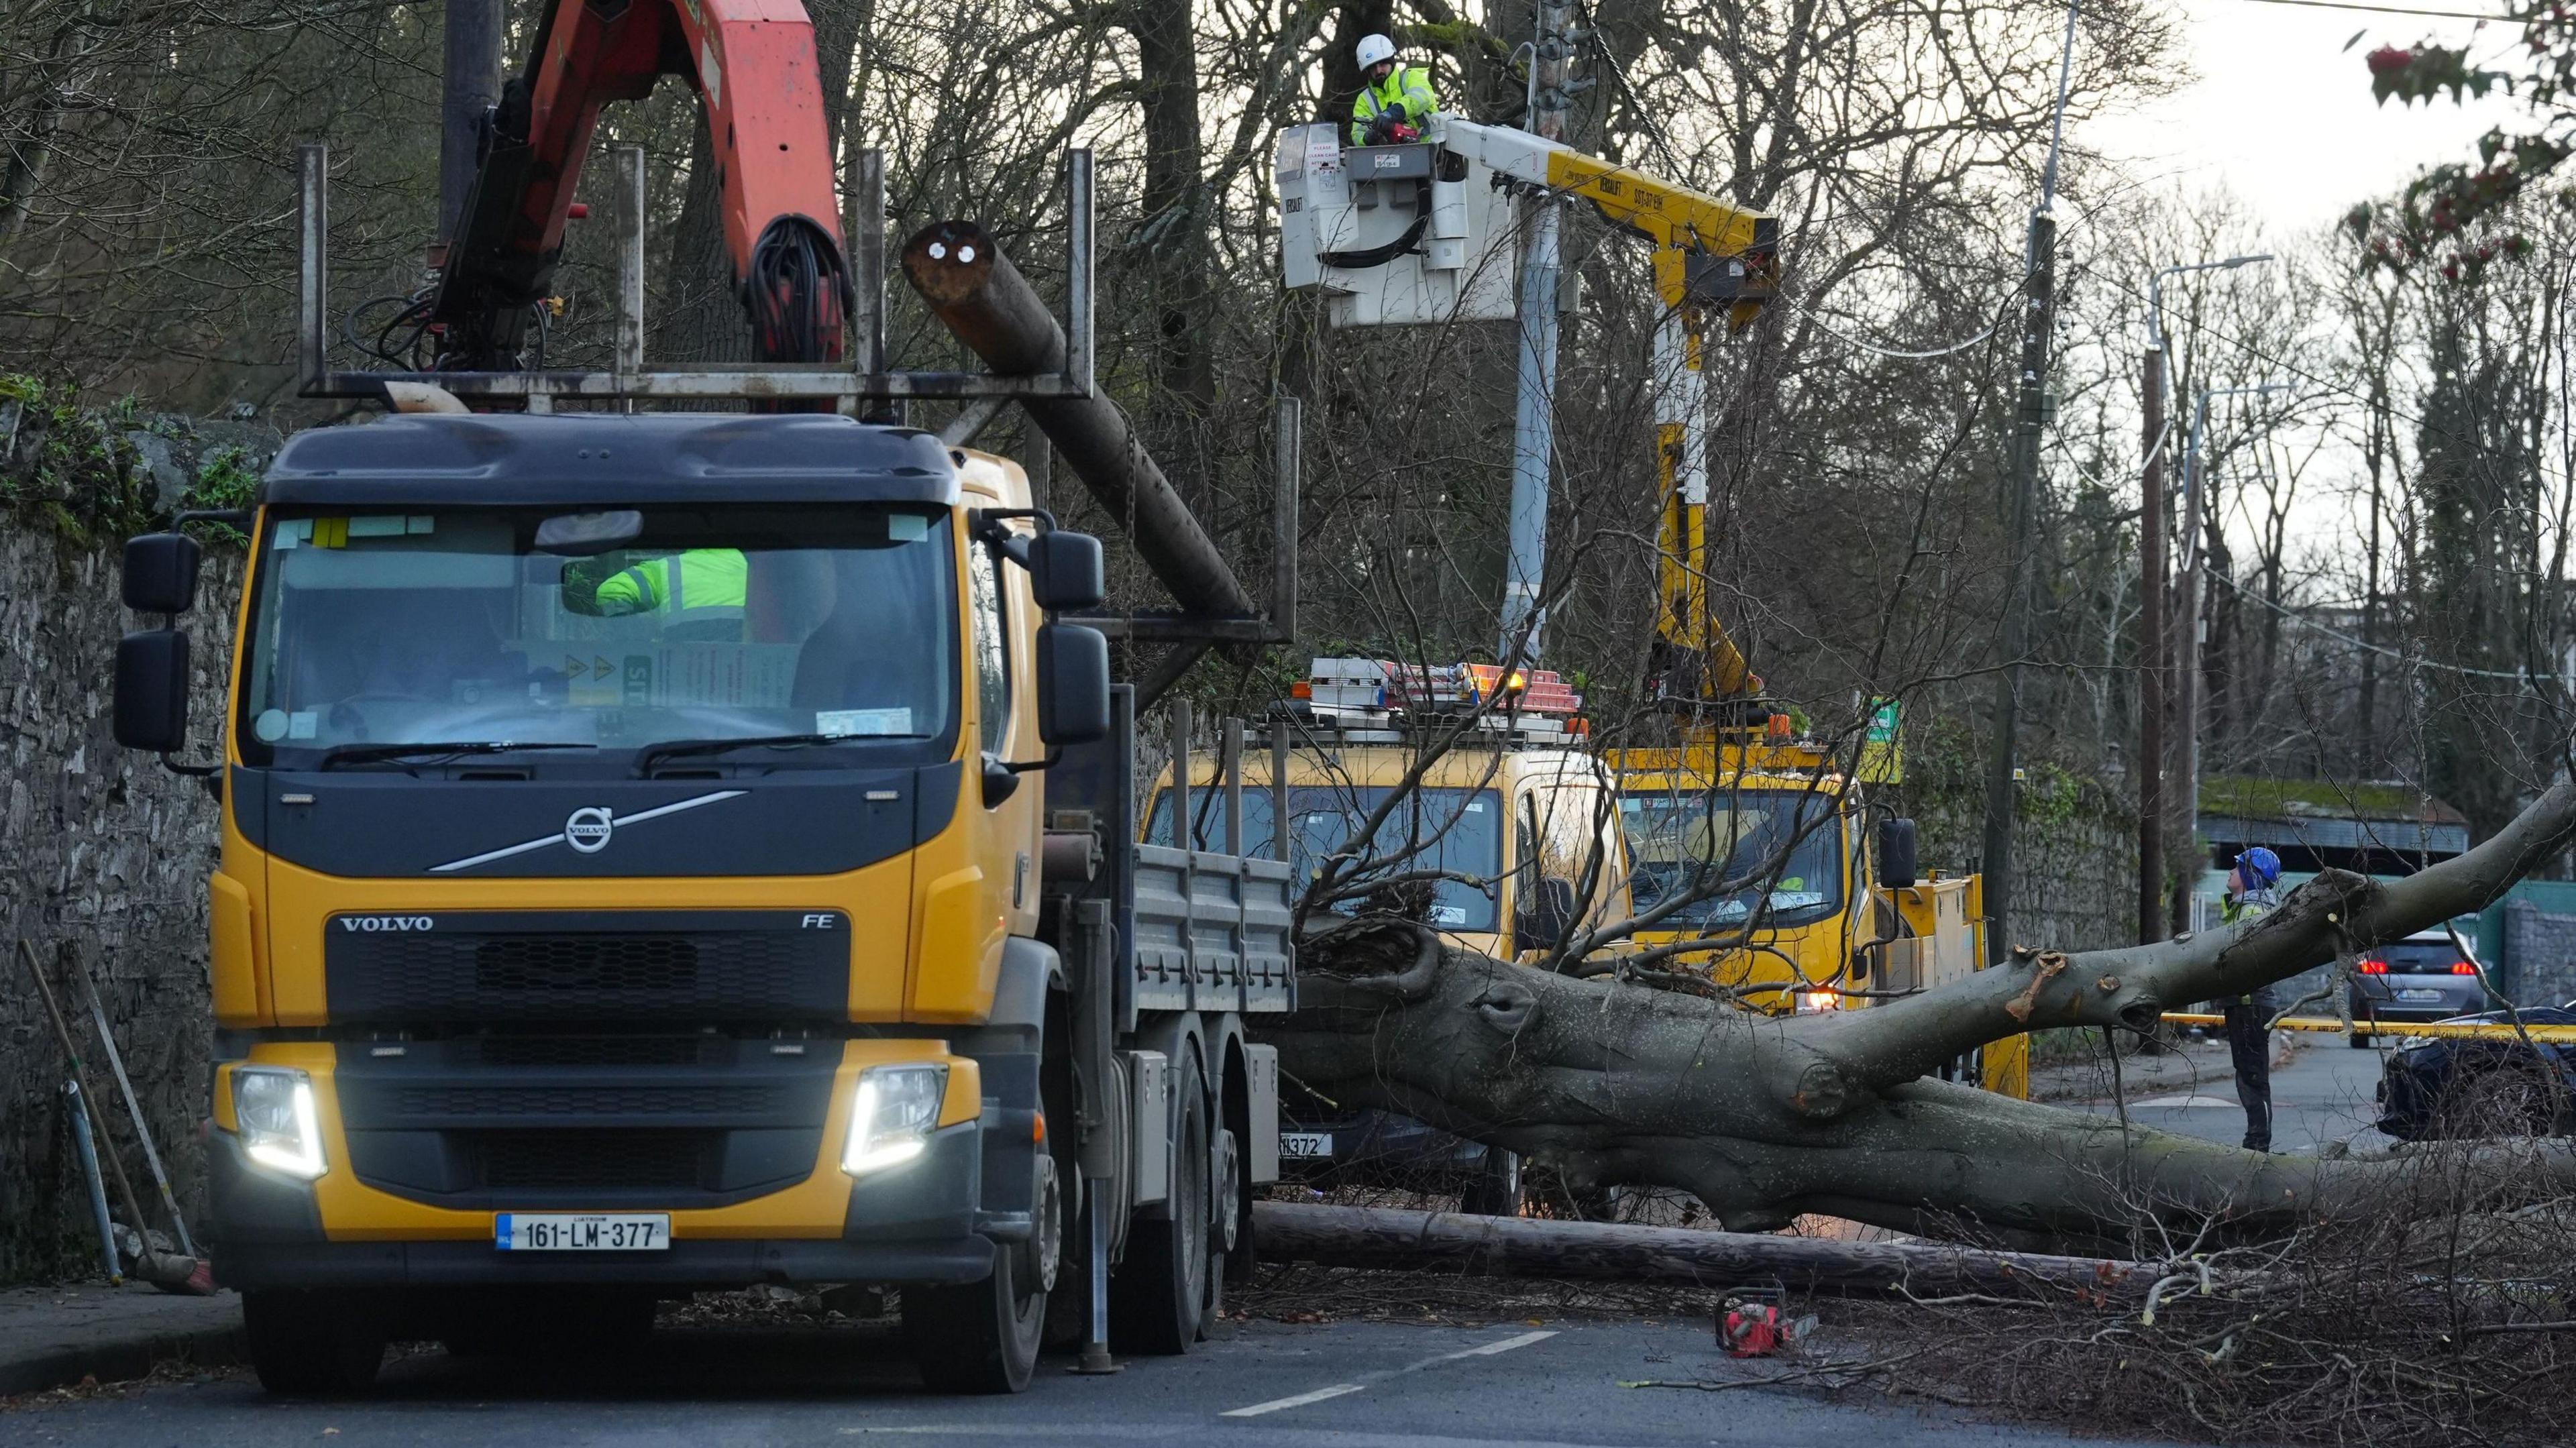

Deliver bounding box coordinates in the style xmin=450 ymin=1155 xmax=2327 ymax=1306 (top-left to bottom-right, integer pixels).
xmin=2503 ymin=901 xmax=2576 ymax=1007
xmin=1 ymin=393 xmax=269 ymax=1282
xmin=1912 ymin=753 xmax=2140 ymax=957
xmin=2 ymin=531 xmax=246 ymax=1280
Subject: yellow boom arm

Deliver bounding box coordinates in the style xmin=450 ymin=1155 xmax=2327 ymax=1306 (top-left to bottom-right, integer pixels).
xmin=1432 ymin=117 xmax=1775 ymax=706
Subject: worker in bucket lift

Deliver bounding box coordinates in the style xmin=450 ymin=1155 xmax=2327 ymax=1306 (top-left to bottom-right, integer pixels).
xmin=1350 ymin=34 xmax=1438 ymax=146
xmin=2220 ymin=845 xmax=2285 ymax=1153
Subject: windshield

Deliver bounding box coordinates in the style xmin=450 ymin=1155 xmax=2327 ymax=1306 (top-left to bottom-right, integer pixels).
xmin=1619 ymin=787 xmax=1844 ymax=930
xmin=237 ymin=505 xmax=957 ymax=766
xmin=1146 ymin=785 xmax=1503 ymax=932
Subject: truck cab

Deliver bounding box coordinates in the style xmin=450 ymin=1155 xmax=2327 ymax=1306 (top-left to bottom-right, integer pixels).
xmin=113 ymin=410 xmax=1291 ymax=1394
xmin=1613 ymin=729 xmax=2025 ymax=1098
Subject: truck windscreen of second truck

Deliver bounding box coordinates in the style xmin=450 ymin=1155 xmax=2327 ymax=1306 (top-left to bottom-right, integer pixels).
xmin=1619 ymin=787 xmax=1844 ymax=930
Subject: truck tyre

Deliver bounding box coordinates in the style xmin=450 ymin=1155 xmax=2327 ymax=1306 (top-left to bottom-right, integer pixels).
xmin=245 ymin=1290 xmax=384 ymax=1396
xmin=1112 ymin=1051 xmax=1216 ymax=1353
xmin=1460 ymin=1146 xmax=1523 ymax=1216
xmin=905 ymin=1240 xmax=1046 ymax=1393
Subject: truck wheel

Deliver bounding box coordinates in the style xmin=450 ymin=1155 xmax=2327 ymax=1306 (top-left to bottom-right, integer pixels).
xmin=245 ymin=1290 xmax=384 ymax=1396
xmin=906 ymin=1239 xmax=1046 ymax=1394
xmin=1112 ymin=1052 xmax=1213 ymax=1353
xmin=1460 ymin=1147 xmax=1523 ymax=1216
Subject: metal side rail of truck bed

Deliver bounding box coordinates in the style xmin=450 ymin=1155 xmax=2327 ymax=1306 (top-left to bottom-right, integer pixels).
xmin=1130 ymin=844 xmax=1295 ymax=1016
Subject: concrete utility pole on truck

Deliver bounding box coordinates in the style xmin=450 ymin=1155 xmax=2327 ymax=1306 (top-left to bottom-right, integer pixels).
xmin=107 ymin=0 xmax=1297 ymax=1398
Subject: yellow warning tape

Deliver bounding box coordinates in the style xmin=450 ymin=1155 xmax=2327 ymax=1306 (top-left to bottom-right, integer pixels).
xmin=2160 ymin=1013 xmax=2576 ymax=1044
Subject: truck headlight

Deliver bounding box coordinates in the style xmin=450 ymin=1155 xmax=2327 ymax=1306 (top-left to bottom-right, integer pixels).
xmin=843 ymin=1063 xmax=949 ymax=1177
xmin=234 ymin=1067 xmax=326 ymax=1180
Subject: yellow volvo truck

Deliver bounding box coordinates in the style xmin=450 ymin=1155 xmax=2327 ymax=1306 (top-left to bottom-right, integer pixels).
xmin=111 ymin=412 xmax=1295 ymax=1394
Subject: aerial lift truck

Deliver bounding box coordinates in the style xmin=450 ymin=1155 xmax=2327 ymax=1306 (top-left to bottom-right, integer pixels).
xmin=109 ymin=0 xmax=1301 ymax=1396
xmin=1275 ymin=115 xmax=2021 ymax=1097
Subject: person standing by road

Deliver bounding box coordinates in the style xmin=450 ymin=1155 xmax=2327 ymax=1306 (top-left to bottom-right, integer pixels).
xmin=2220 ymin=846 xmax=2284 ymax=1152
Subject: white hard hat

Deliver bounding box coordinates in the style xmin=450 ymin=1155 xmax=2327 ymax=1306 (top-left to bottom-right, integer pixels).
xmin=1355 ymin=34 xmax=1396 ymax=70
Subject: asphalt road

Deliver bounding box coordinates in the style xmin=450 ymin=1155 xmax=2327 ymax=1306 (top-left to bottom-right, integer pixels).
xmin=2090 ymin=1036 xmax=2395 ymax=1152
xmin=4 ymin=1316 xmax=2151 ymax=1447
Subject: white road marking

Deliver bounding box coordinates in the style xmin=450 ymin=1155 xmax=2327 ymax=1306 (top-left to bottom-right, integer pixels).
xmin=2132 ymin=1094 xmax=2241 ymax=1110
xmin=1434 ymin=1329 xmax=1557 ymax=1359
xmin=1220 ymin=1329 xmax=1560 ymax=1417
xmin=1220 ymin=1382 xmax=1369 ymax=1417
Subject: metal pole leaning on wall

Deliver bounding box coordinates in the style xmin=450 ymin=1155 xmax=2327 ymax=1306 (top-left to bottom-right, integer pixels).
xmin=75 ymin=956 xmax=195 ymax=1258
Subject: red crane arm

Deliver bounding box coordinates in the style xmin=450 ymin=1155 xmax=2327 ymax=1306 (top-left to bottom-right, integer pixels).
xmin=430 ymin=0 xmax=848 ymax=370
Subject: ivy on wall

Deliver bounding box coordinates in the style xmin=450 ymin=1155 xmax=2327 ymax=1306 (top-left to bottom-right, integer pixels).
xmin=1 ymin=376 xmax=280 ymax=545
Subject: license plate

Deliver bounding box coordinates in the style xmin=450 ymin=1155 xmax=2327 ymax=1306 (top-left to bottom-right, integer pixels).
xmin=1279 ymin=1133 xmax=1334 ymax=1160
xmin=2396 ymin=989 xmax=2445 ymax=1003
xmin=496 ymin=1212 xmax=670 ymax=1251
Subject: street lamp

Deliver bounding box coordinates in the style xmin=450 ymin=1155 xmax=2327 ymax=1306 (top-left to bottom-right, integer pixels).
xmin=2148 ymin=254 xmax=2273 ymax=352
xmin=2176 ymin=380 xmax=2292 ymax=926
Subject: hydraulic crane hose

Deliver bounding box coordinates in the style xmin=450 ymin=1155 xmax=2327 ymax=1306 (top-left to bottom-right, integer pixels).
xmin=746 ymin=216 xmax=853 ymax=364
xmin=1315 ymin=180 xmax=1432 ymax=270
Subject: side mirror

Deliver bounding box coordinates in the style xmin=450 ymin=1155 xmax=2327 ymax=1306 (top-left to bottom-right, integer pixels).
xmin=1028 ymin=531 xmax=1105 ymax=612
xmin=1516 ymin=877 xmax=1577 ymax=952
xmin=113 ymin=630 xmax=191 ymax=753
xmin=1878 ymin=816 xmax=1919 ymax=891
xmin=122 ymin=533 xmax=202 ymax=614
xmin=1034 ymin=622 xmax=1110 ymax=746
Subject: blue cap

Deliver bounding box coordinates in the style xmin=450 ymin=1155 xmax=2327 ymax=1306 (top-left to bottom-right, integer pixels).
xmin=2237 ymin=846 xmax=2282 ymax=887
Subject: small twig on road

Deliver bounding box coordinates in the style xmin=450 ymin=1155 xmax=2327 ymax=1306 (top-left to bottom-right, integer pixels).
xmin=2465 ymin=1319 xmax=2576 ymax=1336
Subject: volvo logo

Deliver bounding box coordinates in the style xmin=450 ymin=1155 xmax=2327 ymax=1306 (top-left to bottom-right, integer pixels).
xmin=429 ymin=791 xmax=746 ymax=874
xmin=341 ymin=916 xmax=433 ymax=932
xmin=564 ymin=807 xmax=615 ymax=854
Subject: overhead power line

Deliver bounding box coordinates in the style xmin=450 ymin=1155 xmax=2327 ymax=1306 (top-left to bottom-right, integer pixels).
xmin=2238 ymin=0 xmax=2516 ymax=21
xmin=2222 ymin=573 xmax=2563 ymax=681
xmin=1784 ymin=297 xmax=2004 ymax=358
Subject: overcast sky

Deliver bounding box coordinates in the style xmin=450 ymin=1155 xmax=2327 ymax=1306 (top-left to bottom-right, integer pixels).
xmin=2082 ymin=0 xmax=2526 ymax=231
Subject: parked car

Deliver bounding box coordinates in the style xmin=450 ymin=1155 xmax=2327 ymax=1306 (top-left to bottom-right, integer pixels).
xmin=2375 ymin=1004 xmax=2576 ymax=1140
xmin=2346 ymin=926 xmax=2489 ymax=1046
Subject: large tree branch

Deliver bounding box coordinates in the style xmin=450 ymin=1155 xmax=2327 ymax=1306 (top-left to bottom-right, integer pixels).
xmin=1267 ymin=784 xmax=2576 ymax=1248
xmin=1817 ymin=780 xmax=2576 ymax=1099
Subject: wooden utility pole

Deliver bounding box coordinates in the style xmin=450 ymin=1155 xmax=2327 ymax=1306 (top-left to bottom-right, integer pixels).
xmin=1978 ymin=207 xmax=2056 ymax=964
xmin=440 ymin=0 xmax=505 ymax=243
xmin=1977 ymin=1 xmax=2077 ymax=965
xmin=2137 ymin=345 xmax=2166 ymax=945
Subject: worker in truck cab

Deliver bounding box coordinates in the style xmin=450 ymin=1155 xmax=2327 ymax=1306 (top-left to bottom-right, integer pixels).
xmin=1350 ymin=33 xmax=1438 ymax=146
xmin=574 ymin=546 xmax=749 ymax=641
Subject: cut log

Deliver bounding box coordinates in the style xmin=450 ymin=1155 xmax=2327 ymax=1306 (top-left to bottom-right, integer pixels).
xmin=1252 ymin=1201 xmax=2143 ymax=1298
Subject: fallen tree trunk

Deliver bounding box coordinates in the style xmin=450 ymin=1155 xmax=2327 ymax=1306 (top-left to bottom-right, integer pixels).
xmin=1254 ymin=1201 xmax=2144 ymax=1298
xmin=1265 ymin=781 xmax=2576 ymax=1250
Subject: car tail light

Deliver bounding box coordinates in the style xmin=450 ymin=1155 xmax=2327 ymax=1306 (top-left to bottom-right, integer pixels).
xmin=2451 ymin=961 xmax=2479 ymax=976
xmin=2357 ymin=958 xmax=2388 ymax=974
